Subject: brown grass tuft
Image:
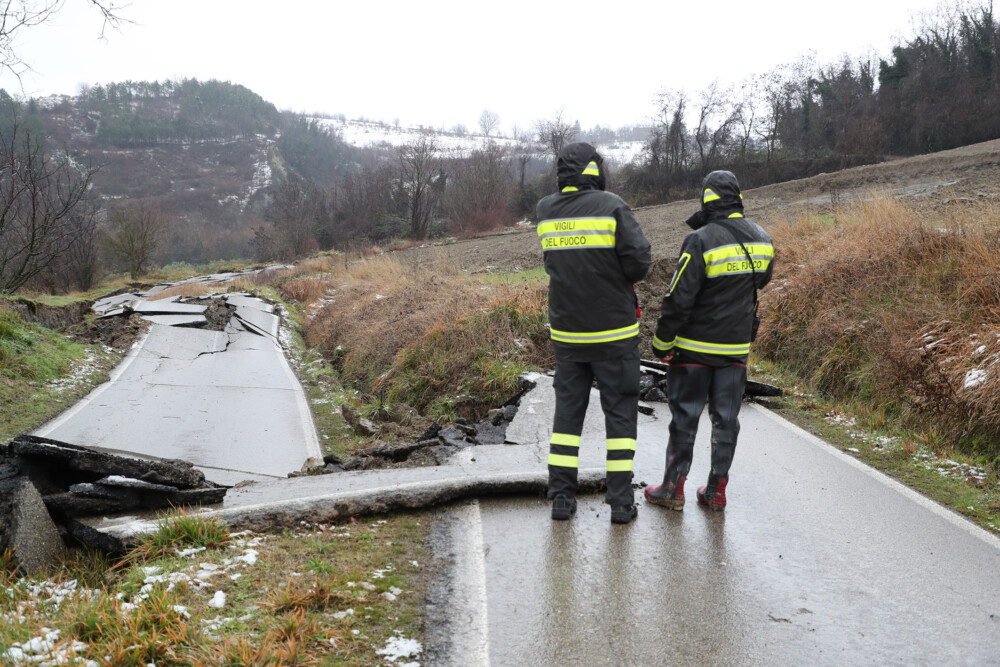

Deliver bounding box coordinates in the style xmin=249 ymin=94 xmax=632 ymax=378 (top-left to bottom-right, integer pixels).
xmin=759 ymin=195 xmax=1000 ymax=459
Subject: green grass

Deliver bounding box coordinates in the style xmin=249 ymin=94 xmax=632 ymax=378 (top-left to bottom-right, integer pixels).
xmin=0 ymin=310 xmax=121 ymax=442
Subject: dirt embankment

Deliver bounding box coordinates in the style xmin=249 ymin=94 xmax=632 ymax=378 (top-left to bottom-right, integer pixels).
xmin=394 ymin=137 xmax=1000 ymax=335
xmin=0 ymin=299 xmax=94 ymax=330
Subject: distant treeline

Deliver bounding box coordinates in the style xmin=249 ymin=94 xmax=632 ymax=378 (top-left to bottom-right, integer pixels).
xmin=621 ymin=1 xmax=1000 ymax=204
xmin=76 ymin=78 xmax=281 ymax=146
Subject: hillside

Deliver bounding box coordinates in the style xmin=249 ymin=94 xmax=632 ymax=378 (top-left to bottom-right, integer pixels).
xmin=392 ymin=136 xmax=1000 ymax=339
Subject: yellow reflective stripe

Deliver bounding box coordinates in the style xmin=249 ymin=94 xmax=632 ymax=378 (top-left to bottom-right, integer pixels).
xmin=703 ymin=243 xmax=774 ymax=278
xmin=728 ymin=212 xmax=744 ymax=218
xmin=607 ymin=438 xmax=636 ymax=451
xmin=675 ymin=336 xmax=751 ymax=355
xmin=537 ymin=217 xmax=616 ymax=236
xmin=561 ymin=186 xmax=579 ymax=192
xmin=607 ymin=459 xmax=634 ymax=472
xmin=549 ymin=453 xmax=579 ymax=468
xmin=669 ymin=252 xmax=692 ymax=292
xmin=538 ymin=217 xmax=617 ymax=251
xmin=550 ymin=433 xmax=581 ymax=447
xmin=703 ymin=188 xmax=721 ymax=203
xmin=550 ymin=322 xmax=639 ymax=344
xmin=652 ymin=335 xmax=675 ymax=352
xmin=582 ymin=161 xmax=600 ymax=176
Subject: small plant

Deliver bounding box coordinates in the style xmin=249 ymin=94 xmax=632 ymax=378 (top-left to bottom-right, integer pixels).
xmin=118 ymin=509 xmax=230 ymax=568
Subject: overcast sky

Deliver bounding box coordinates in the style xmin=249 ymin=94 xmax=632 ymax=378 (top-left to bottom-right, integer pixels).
xmin=0 ymin=0 xmax=952 ymax=133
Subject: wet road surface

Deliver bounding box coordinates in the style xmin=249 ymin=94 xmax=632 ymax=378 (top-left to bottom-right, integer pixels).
xmin=36 ymin=291 xmax=321 ymax=485
xmin=428 ymin=375 xmax=1000 ymax=665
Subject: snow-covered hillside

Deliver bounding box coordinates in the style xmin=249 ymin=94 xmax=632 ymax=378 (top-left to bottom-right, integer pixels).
xmin=308 ymin=117 xmax=647 ymax=166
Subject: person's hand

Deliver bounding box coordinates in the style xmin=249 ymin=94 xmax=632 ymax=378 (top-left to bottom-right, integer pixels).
xmin=652 ymin=349 xmax=673 ymax=363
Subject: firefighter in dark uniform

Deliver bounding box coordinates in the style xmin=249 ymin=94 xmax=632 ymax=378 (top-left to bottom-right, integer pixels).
xmin=536 ymin=142 xmax=651 ymax=524
xmin=645 ymin=170 xmax=774 ymax=511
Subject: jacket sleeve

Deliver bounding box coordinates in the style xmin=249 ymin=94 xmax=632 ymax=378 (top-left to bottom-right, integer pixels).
xmin=653 ymin=233 xmax=704 ymax=355
xmin=615 ymin=203 xmax=651 ymax=283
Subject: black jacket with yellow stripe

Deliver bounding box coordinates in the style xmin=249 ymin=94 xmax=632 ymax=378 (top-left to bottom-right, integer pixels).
xmin=537 ymin=143 xmax=652 ymax=362
xmin=653 ymin=170 xmax=774 ymax=367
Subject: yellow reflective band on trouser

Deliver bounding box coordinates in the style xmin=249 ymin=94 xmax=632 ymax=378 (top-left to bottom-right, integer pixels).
xmin=561 ymin=186 xmax=579 ymax=192
xmin=703 ymin=243 xmax=774 ymax=278
xmin=652 ymin=335 xmax=675 ymax=352
xmin=703 ymin=188 xmax=721 ymax=203
xmin=728 ymin=212 xmax=744 ymax=218
xmin=606 ymin=438 xmax=636 ymax=451
xmin=607 ymin=459 xmax=634 ymax=472
xmin=550 ymin=322 xmax=639 ymax=344
xmin=550 ymin=433 xmax=581 ymax=447
xmin=538 ymin=216 xmax=617 ymax=251
xmin=582 ymin=161 xmax=600 ymax=176
xmin=675 ymin=336 xmax=751 ymax=356
xmin=549 ymin=453 xmax=579 ymax=468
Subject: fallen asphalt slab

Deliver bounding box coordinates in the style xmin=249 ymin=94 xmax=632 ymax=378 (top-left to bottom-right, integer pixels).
xmin=80 ymin=373 xmax=1000 ymax=664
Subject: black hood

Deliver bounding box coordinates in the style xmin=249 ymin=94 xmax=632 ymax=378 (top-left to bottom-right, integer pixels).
xmin=686 ymin=170 xmax=744 ymax=229
xmin=556 ymin=142 xmax=606 ymax=191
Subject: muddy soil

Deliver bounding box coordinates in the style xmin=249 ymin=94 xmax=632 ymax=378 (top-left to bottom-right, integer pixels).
xmin=395 ymin=137 xmax=1000 ymax=329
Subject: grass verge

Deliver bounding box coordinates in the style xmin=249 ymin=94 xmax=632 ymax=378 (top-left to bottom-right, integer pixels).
xmin=758 ymin=196 xmax=1000 ymax=467
xmin=0 ymin=310 xmax=122 ymax=442
xmin=1 ymin=510 xmax=431 ymax=665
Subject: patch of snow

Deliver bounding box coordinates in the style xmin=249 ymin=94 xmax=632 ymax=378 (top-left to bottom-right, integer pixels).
xmin=964 ymin=369 xmax=988 ymax=389
xmin=376 ymin=635 xmax=423 ymax=664
xmin=208 ymin=591 xmax=226 ymax=608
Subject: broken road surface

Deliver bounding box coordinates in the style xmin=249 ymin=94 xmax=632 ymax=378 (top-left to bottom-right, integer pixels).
xmin=79 ymin=373 xmax=1000 ymax=663
xmin=35 ymin=291 xmax=321 ymax=485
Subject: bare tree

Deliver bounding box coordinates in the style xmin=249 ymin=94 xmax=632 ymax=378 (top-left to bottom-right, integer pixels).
xmin=444 ymin=141 xmax=514 ymax=235
xmin=0 ymin=117 xmax=97 ymax=293
xmin=692 ymin=81 xmax=740 ymax=171
xmin=0 ymin=1 xmax=128 ymax=82
xmin=535 ymin=109 xmax=578 ymax=160
xmin=104 ymin=200 xmax=166 ymax=279
xmin=479 ymin=109 xmax=500 ymax=137
xmin=253 ymin=174 xmax=325 ymax=261
xmin=398 ymin=134 xmax=441 ymax=239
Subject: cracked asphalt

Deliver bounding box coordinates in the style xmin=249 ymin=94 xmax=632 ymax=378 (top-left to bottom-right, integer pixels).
xmin=36 ymin=291 xmax=322 ymax=485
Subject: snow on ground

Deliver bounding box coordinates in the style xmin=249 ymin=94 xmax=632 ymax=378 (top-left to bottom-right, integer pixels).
xmin=308 ymin=117 xmax=647 ymax=164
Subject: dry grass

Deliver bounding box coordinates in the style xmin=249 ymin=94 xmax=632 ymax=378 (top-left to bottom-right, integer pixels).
xmin=147 ymin=283 xmax=212 ymax=301
xmin=300 ymin=251 xmax=552 ymax=420
xmin=759 ymin=195 xmax=1000 ymax=461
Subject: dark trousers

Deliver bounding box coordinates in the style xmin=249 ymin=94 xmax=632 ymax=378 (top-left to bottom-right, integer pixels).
xmin=548 ymin=347 xmax=639 ymax=506
xmin=663 ymin=362 xmax=747 ymax=485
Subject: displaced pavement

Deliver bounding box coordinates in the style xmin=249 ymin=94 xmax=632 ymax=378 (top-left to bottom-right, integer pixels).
xmin=35 ymin=287 xmax=322 ymax=486
xmin=81 ymin=373 xmax=1000 ymax=664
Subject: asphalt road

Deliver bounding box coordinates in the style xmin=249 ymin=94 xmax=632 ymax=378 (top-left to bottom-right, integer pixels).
xmin=426 ymin=376 xmax=1000 ymax=666
xmin=36 ymin=293 xmax=322 ymax=485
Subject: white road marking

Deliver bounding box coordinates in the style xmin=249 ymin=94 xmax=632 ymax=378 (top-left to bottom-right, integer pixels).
xmin=34 ymin=329 xmax=150 ymax=437
xmin=449 ymin=498 xmax=491 ymax=666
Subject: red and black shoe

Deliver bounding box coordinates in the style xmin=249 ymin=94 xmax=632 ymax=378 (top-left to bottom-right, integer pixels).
xmin=644 ymin=476 xmax=686 ymax=510
xmin=697 ymin=476 xmax=727 ymax=511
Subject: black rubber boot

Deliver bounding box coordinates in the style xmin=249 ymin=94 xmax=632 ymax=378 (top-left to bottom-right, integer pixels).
xmin=551 ymin=494 xmax=577 ymax=520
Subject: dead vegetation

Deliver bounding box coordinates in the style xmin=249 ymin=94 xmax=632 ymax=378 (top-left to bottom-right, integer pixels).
xmin=271 ymin=251 xmax=553 ymax=422
xmin=757 ymin=195 xmax=1000 ymax=463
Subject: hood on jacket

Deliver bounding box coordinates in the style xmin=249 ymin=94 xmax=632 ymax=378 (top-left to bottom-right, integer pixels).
xmin=685 ymin=170 xmax=744 ymax=229
xmin=557 ymin=142 xmax=606 ymax=192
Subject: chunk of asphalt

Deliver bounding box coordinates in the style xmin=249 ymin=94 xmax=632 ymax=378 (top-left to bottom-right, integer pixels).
xmin=63 ymin=518 xmax=126 ymax=555
xmin=9 ymin=435 xmax=206 ymax=488
xmin=473 ymin=422 xmax=508 ymax=445
xmin=8 ymin=478 xmax=68 ymax=575
xmin=44 ymin=492 xmax=142 ymax=517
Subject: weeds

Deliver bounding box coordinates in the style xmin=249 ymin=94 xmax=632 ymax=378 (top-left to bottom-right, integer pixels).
xmin=759 ymin=195 xmax=1000 ymax=464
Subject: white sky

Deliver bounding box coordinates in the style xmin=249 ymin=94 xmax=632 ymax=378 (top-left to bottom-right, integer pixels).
xmin=0 ymin=0 xmax=951 ymax=133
